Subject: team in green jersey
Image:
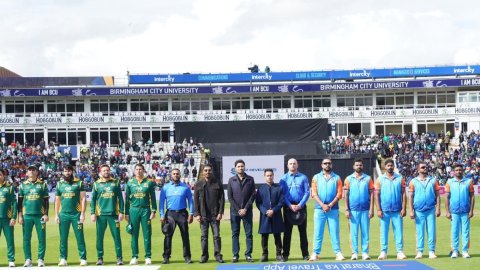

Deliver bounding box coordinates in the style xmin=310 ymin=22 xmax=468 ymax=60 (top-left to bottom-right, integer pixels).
xmin=0 ymin=170 xmax=17 ymax=267
xmin=55 ymin=165 xmax=87 ymax=266
xmin=124 ymin=163 xmax=157 ymax=265
xmin=90 ymin=164 xmax=124 ymax=266
xmin=18 ymin=165 xmax=49 ymax=267
xmin=1 ymin=162 xmax=176 ymax=267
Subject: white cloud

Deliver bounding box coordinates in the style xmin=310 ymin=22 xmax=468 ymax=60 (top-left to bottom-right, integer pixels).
xmin=0 ymin=0 xmax=479 ymax=76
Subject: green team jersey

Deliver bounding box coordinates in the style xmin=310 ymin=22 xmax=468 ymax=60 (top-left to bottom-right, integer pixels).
xmin=0 ymin=182 xmax=17 ymax=219
xmin=55 ymin=177 xmax=85 ymax=214
xmin=124 ymin=177 xmax=157 ymax=214
xmin=18 ymin=179 xmax=49 ymax=215
xmin=90 ymin=177 xmax=124 ymax=216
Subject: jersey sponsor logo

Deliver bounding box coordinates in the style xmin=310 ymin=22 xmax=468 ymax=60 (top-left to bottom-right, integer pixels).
xmin=62 ymin=192 xmax=76 ymax=199
xmin=26 ymin=194 xmax=40 ymax=200
xmin=134 ymin=194 xmax=146 ymax=198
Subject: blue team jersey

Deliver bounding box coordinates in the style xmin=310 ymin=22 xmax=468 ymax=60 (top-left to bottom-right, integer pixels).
xmin=375 ymin=173 xmax=405 ymax=212
xmin=409 ymin=176 xmax=439 ymax=212
xmin=345 ymin=173 xmax=374 ymax=211
xmin=445 ymin=177 xmax=474 ymax=214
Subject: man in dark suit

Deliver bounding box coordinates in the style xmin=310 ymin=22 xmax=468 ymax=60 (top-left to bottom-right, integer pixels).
xmin=193 ymin=164 xmax=225 ymax=263
xmin=227 ymin=159 xmax=256 ymax=263
xmin=256 ymin=169 xmax=285 ymax=262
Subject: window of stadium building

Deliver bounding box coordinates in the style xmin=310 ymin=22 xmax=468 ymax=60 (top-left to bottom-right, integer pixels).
xmin=172 ymin=97 xmax=209 ymax=113
xmin=375 ymin=123 xmax=413 ymax=135
xmin=336 ymin=94 xmax=373 ymax=108
xmin=375 ymin=92 xmax=414 ymax=109
xmin=212 ymin=97 xmax=250 ymax=112
xmin=294 ymin=95 xmax=330 ymax=109
xmin=313 ymin=95 xmax=331 ymax=108
xmin=47 ymin=128 xmax=67 ymax=145
xmin=4 ymin=129 xmax=44 ymax=145
xmin=131 ymin=127 xmax=165 ymax=144
xmin=253 ymin=96 xmax=291 ymax=112
xmin=417 ymin=122 xmax=455 ymax=135
xmin=47 ymin=99 xmax=84 ymax=115
xmin=131 ymin=98 xmax=168 ymax=113
xmin=46 ymin=128 xmax=86 ymax=145
xmin=91 ymin=99 xmax=127 ymax=114
xmin=336 ymin=122 xmax=371 ymax=136
xmin=5 ymin=100 xmax=44 ymax=116
xmin=416 ymin=90 xmax=455 ymax=108
xmin=458 ymin=91 xmax=480 ymax=103
xmin=90 ymin=127 xmax=128 ymax=146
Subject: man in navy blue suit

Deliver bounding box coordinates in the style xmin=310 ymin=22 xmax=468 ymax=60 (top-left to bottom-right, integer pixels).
xmin=256 ymin=169 xmax=285 ymax=262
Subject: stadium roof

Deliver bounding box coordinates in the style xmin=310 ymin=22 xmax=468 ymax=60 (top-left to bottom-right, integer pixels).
xmin=0 ymin=66 xmax=21 ymax=77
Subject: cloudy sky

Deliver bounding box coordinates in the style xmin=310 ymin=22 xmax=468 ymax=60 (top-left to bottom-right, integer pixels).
xmin=1 ymin=0 xmax=479 ymax=77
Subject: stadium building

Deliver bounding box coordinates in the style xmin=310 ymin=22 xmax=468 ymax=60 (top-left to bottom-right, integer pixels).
xmin=1 ymin=64 xmax=480 ymax=149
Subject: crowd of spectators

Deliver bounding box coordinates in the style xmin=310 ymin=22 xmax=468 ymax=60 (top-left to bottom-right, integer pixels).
xmin=0 ymin=138 xmax=72 ymax=192
xmin=3 ymin=130 xmax=480 ymax=192
xmin=0 ymin=137 xmax=206 ymax=192
xmin=322 ymin=130 xmax=480 ymax=185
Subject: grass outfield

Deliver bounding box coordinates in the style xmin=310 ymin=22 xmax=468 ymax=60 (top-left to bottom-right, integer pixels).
xmin=0 ymin=201 xmax=477 ymax=269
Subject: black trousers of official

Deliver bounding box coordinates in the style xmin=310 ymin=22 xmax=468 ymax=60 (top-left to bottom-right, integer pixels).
xmin=282 ymin=206 xmax=309 ymax=258
xmin=163 ymin=210 xmax=191 ymax=259
xmin=261 ymin=233 xmax=282 ymax=257
xmin=200 ymin=216 xmax=222 ymax=261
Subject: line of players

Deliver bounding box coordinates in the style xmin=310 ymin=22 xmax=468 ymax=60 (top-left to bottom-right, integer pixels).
xmin=0 ymin=158 xmax=475 ymax=267
xmin=308 ymin=158 xmax=474 ymax=262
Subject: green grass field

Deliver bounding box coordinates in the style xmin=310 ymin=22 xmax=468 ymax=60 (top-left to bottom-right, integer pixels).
xmin=0 ymin=201 xmax=478 ymax=269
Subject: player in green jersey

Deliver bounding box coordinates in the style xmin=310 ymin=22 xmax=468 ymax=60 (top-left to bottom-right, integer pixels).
xmin=0 ymin=170 xmax=17 ymax=267
xmin=124 ymin=164 xmax=157 ymax=265
xmin=90 ymin=164 xmax=125 ymax=266
xmin=18 ymin=165 xmax=49 ymax=267
xmin=55 ymin=165 xmax=87 ymax=266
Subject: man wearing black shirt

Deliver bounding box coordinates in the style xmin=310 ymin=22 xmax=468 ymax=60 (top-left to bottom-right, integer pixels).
xmin=193 ymin=164 xmax=225 ymax=263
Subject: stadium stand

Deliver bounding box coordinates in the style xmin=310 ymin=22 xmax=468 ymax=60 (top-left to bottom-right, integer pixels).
xmin=2 ymin=130 xmax=479 ymax=192
xmin=0 ymin=138 xmax=205 ymax=192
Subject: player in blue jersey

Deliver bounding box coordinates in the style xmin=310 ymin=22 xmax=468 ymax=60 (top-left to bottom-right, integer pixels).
xmin=408 ymin=161 xmax=441 ymax=259
xmin=445 ymin=164 xmax=475 ymax=259
xmin=344 ymin=158 xmax=374 ymax=260
xmin=374 ymin=159 xmax=407 ymax=260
